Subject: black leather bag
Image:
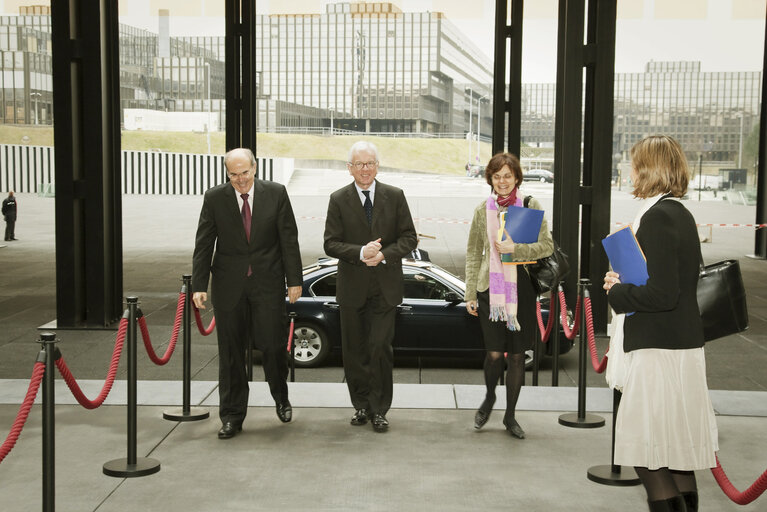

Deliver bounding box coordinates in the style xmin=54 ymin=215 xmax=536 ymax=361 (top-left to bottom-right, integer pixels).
xmin=697 ymin=259 xmax=749 ymax=341
xmin=524 ymin=196 xmax=570 ymax=294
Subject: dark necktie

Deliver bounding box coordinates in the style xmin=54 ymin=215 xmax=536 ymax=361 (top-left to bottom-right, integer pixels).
xmin=362 ymin=190 xmax=373 ymax=226
xmin=241 ymin=193 xmax=251 ymax=241
xmin=241 ymin=193 xmax=252 ymax=276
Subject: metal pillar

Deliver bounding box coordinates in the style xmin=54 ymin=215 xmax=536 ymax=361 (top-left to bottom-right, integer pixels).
xmin=750 ymin=6 xmax=767 ymax=260
xmin=581 ymin=0 xmax=617 ymax=332
xmin=492 ymin=0 xmax=524 ymax=156
xmin=50 ymin=0 xmax=123 ymax=329
xmin=225 ymin=0 xmax=257 ymax=153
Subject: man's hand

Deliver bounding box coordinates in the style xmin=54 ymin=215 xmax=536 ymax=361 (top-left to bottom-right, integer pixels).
xmin=287 ymin=285 xmax=302 ymax=304
xmin=193 ymin=291 xmax=207 ymax=310
xmin=362 ymin=238 xmax=382 ymax=259
xmin=362 ymin=251 xmax=385 ymax=267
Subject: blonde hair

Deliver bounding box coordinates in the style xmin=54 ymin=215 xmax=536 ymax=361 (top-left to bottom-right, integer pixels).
xmin=630 ymin=135 xmax=689 ymax=198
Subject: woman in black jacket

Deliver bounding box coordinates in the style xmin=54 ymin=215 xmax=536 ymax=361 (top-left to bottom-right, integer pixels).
xmin=603 ymin=135 xmax=718 ymax=512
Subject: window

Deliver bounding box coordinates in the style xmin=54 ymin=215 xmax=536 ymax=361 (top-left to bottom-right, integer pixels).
xmin=310 ymin=272 xmax=337 ymax=297
xmin=403 ymin=271 xmax=452 ymax=300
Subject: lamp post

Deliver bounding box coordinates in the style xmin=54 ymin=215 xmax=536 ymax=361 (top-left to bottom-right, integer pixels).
xmin=330 ymin=107 xmax=334 ymax=135
xmin=737 ymin=113 xmax=744 ymax=169
xmin=204 ymin=63 xmax=211 ymax=154
xmin=476 ymin=94 xmax=488 ymax=165
xmin=30 ymin=92 xmax=41 ymax=125
xmin=466 ymin=87 xmax=473 ymax=168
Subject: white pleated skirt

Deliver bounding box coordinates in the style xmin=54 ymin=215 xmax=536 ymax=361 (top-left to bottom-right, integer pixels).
xmin=614 ymin=347 xmax=719 ymax=470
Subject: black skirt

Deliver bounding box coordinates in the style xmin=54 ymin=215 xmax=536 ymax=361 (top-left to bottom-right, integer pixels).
xmin=476 ymin=268 xmax=535 ymax=354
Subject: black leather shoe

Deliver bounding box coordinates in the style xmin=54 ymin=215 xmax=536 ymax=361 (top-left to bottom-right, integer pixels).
xmin=350 ymin=409 xmax=369 ymax=426
xmin=503 ymin=418 xmax=525 ymax=439
xmin=276 ymin=401 xmax=292 ymax=423
xmin=372 ymin=413 xmax=389 ymax=433
xmin=217 ymin=421 xmax=242 ymax=439
xmin=474 ymin=397 xmax=496 ymax=430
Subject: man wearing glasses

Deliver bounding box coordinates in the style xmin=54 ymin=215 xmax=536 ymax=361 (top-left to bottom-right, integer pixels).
xmin=324 ymin=141 xmax=417 ymax=432
xmin=192 ymin=148 xmax=302 ymax=439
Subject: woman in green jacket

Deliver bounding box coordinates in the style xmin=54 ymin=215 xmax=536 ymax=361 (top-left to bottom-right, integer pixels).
xmin=464 ymin=153 xmax=553 ymax=438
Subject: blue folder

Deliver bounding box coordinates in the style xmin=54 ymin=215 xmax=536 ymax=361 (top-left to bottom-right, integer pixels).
xmin=500 ymin=205 xmax=544 ymax=244
xmin=601 ymin=226 xmax=648 ymax=286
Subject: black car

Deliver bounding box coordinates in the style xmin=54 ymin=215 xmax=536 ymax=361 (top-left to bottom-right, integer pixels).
xmin=522 ymin=169 xmax=554 ymax=183
xmin=286 ymin=258 xmax=572 ymax=368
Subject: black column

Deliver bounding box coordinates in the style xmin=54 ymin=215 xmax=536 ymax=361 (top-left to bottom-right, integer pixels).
xmin=492 ymin=0 xmax=524 ymax=156
xmin=581 ymin=0 xmax=617 ymax=332
xmin=51 ymin=0 xmax=123 ymax=328
xmin=225 ymin=0 xmax=258 ymax=153
xmin=753 ymin=5 xmax=767 ymax=259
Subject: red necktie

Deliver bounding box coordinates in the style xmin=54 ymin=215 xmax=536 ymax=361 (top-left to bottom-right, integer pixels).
xmin=241 ymin=193 xmax=252 ymax=276
xmin=241 ymin=193 xmax=251 ymax=241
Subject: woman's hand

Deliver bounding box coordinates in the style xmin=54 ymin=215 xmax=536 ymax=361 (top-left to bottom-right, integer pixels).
xmin=603 ymin=271 xmax=620 ymax=294
xmin=466 ymin=300 xmax=478 ymax=316
xmin=495 ymin=229 xmax=515 ymax=254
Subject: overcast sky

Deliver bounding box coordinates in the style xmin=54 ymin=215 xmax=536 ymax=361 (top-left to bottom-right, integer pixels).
xmin=10 ymin=0 xmax=763 ymax=83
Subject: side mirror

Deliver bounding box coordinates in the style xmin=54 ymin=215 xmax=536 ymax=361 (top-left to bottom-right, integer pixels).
xmin=444 ymin=291 xmax=462 ymax=303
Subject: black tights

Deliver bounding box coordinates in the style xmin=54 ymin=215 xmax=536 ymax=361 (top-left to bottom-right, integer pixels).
xmin=482 ymin=351 xmax=525 ymax=420
xmin=635 ymin=467 xmax=697 ymax=502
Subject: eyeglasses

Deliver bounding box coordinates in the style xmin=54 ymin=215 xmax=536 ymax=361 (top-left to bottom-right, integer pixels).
xmin=227 ymin=168 xmax=252 ymax=180
xmin=349 ymin=160 xmax=379 ymax=170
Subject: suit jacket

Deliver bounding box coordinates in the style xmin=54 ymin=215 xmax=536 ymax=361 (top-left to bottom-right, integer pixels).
xmin=608 ymin=199 xmax=704 ymax=352
xmin=323 ymin=180 xmax=417 ymax=307
xmin=192 ymin=180 xmax=303 ymax=311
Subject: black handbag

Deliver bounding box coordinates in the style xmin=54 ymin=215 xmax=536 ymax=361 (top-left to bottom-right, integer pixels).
xmin=523 ymin=196 xmax=570 ymax=294
xmin=697 ymin=259 xmax=749 ymax=341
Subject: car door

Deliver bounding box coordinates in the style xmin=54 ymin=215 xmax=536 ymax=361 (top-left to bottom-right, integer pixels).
xmin=395 ymin=268 xmax=482 ymax=355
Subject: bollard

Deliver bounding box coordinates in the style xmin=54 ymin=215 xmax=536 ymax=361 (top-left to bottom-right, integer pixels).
xmin=103 ymin=297 xmax=161 ymax=478
xmin=164 ymin=275 xmax=210 ymax=422
xmin=559 ymin=280 xmax=605 ymax=428
xmin=587 ymin=389 xmax=641 ymax=486
xmin=38 ymin=332 xmax=57 ymax=512
xmin=288 ymin=312 xmax=297 ymax=383
xmin=550 ymin=285 xmax=561 ymax=386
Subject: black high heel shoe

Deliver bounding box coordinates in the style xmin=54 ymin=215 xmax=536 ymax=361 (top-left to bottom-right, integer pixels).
xmin=474 ymin=397 xmax=496 ymax=429
xmin=503 ymin=417 xmax=525 ymax=439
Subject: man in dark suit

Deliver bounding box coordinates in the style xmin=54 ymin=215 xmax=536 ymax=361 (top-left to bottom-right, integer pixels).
xmin=323 ymin=141 xmax=417 ymax=432
xmin=192 ymin=148 xmax=302 ymax=439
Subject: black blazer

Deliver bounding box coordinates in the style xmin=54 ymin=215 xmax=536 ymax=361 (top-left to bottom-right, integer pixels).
xmin=323 ymin=180 xmax=417 ymax=307
xmin=608 ymin=199 xmax=704 ymax=352
xmin=192 ymin=180 xmax=303 ymax=311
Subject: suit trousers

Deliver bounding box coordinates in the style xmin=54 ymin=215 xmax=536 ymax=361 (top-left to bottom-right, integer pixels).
xmin=340 ymin=276 xmax=395 ymax=416
xmin=4 ymin=218 xmax=14 ymax=240
xmin=213 ymin=275 xmax=288 ymax=423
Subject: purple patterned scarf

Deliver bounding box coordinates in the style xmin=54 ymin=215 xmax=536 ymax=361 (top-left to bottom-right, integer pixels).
xmin=486 ymin=194 xmax=522 ymax=331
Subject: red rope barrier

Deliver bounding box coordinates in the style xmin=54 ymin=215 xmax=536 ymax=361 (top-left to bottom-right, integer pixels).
xmin=558 ymin=289 xmax=581 ymax=340
xmin=535 ymin=294 xmax=556 ymax=343
xmin=0 ymin=362 xmax=45 ymax=464
xmin=582 ymin=297 xmax=608 ymax=373
xmin=711 ymin=454 xmax=767 ymax=505
xmin=287 ymin=318 xmax=295 ymax=352
xmin=139 ymin=292 xmax=184 ymax=365
xmin=193 ymin=305 xmax=216 ymax=336
xmin=56 ymin=317 xmax=128 ymax=409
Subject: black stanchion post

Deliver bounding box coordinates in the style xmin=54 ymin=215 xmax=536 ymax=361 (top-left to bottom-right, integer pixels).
xmin=103 ymin=297 xmax=161 ymax=478
xmin=559 ymin=280 xmax=605 ymax=428
xmin=532 ymin=305 xmax=540 ymax=386
xmin=164 ymin=275 xmax=209 ymax=422
xmin=247 ymin=317 xmax=254 ymax=382
xmin=550 ymin=286 xmax=561 ymax=386
xmin=38 ymin=332 xmax=57 ymax=512
xmin=288 ymin=312 xmax=296 ymax=383
xmin=587 ymin=389 xmax=641 ymax=486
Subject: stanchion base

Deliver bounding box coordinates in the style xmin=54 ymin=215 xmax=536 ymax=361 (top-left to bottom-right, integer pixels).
xmin=163 ymin=407 xmax=210 ymax=422
xmin=103 ymin=457 xmax=161 ymax=478
xmin=587 ymin=464 xmax=641 ymax=486
xmin=558 ymin=412 xmax=605 ymax=428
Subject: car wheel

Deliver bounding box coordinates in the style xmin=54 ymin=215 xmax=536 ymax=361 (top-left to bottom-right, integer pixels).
xmin=539 ymin=177 xmax=546 ymax=183
xmin=291 ymin=323 xmax=331 ymax=368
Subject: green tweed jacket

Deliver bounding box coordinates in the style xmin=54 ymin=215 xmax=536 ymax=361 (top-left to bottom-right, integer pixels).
xmin=464 ymin=196 xmax=554 ymax=302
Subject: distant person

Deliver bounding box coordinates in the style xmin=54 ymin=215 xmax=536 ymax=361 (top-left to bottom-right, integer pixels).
xmin=464 ymin=153 xmax=553 ymax=439
xmin=409 ymin=235 xmax=431 ymax=261
xmin=323 ymin=140 xmax=417 ymax=433
xmin=2 ymin=191 xmax=17 ymax=241
xmin=192 ymin=148 xmax=303 ymax=439
xmin=603 ymin=135 xmax=718 ymax=512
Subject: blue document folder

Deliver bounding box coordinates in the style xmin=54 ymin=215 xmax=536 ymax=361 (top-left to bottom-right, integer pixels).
xmin=601 ymin=226 xmax=648 ymax=286
xmin=500 ymin=205 xmax=544 ymax=244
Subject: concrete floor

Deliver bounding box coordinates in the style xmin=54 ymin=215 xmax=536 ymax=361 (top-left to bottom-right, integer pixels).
xmin=1 ymin=172 xmax=766 ymax=511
